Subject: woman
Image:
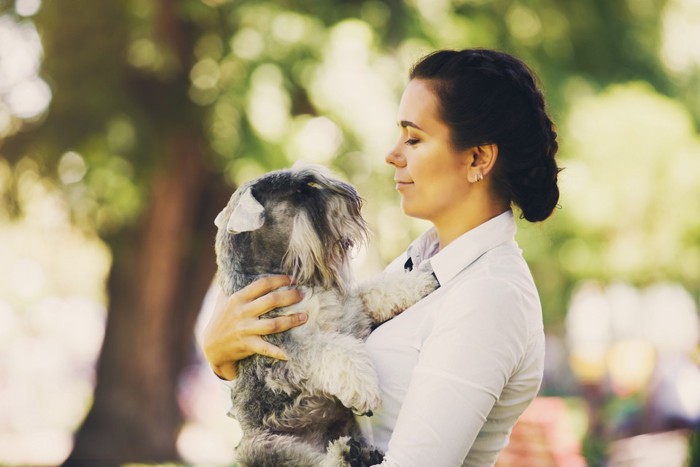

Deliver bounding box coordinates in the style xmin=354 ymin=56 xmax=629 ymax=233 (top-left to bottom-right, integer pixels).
xmin=203 ymin=48 xmax=560 ymax=466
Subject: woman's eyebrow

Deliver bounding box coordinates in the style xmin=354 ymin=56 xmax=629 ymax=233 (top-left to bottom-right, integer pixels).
xmin=398 ymin=120 xmax=424 ymax=131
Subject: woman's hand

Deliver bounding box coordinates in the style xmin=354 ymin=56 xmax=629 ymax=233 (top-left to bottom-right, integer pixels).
xmin=202 ymin=275 xmax=307 ymax=381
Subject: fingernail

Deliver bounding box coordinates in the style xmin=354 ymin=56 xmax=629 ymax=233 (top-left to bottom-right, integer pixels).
xmin=278 ymin=352 xmax=289 ymax=361
xmin=298 ymin=313 xmax=308 ymax=323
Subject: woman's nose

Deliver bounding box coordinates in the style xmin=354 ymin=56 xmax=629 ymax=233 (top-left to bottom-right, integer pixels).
xmin=385 ymin=142 xmax=405 ymax=167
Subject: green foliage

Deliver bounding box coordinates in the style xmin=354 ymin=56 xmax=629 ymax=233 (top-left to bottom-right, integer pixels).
xmin=558 ymin=83 xmax=700 ymax=284
xmin=690 ymin=429 xmax=700 ymax=467
xmin=1 ymin=0 xmax=699 ymax=322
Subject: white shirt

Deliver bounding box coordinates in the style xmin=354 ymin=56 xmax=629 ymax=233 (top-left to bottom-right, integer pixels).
xmin=357 ymin=210 xmax=545 ymax=466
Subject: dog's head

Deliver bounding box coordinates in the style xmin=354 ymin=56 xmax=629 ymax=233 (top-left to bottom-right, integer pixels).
xmin=215 ymin=164 xmax=368 ymax=294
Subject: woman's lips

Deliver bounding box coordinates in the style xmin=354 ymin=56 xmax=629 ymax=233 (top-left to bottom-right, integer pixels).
xmin=395 ymin=180 xmax=414 ymax=190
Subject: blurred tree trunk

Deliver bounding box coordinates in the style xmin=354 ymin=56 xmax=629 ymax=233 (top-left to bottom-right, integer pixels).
xmin=65 ymin=133 xmax=228 ymax=465
xmin=51 ymin=1 xmax=231 ymax=464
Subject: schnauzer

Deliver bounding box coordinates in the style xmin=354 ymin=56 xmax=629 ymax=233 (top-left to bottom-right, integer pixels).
xmin=214 ymin=164 xmax=438 ymax=467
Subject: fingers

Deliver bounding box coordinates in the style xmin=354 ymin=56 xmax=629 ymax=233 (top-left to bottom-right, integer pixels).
xmin=255 ymin=312 xmax=308 ymax=335
xmin=250 ymin=338 xmax=289 ymax=361
xmin=237 ymin=275 xmax=294 ymax=301
xmin=230 ymin=275 xmax=304 ymax=319
xmin=204 ymin=275 xmax=307 ymax=376
xmin=212 ymin=361 xmax=238 ymax=381
xmin=248 ymin=288 xmax=304 ymax=317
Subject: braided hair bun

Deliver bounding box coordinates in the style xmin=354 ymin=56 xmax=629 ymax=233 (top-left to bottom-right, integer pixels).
xmin=410 ymin=49 xmax=560 ymax=222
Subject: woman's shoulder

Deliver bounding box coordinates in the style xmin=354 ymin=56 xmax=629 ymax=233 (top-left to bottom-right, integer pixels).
xmin=441 ymin=255 xmax=544 ymax=337
xmin=434 ymin=254 xmax=542 ymax=338
xmin=441 ymin=272 xmax=525 ymax=312
xmin=463 ymin=241 xmax=536 ymax=291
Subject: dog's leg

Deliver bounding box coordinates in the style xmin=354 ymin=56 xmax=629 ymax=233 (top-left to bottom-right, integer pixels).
xmin=287 ymin=330 xmax=381 ymax=416
xmin=235 ymin=430 xmax=326 ymax=467
xmin=323 ymin=437 xmax=353 ymax=467
xmin=325 ymin=436 xmax=385 ymax=467
xmin=355 ymin=267 xmax=439 ymax=325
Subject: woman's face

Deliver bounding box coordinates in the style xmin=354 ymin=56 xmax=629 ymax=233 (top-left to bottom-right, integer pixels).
xmin=386 ymin=79 xmax=472 ymax=226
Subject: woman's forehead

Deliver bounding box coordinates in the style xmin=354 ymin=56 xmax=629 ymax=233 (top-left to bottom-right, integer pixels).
xmin=397 ymin=80 xmax=446 ymax=133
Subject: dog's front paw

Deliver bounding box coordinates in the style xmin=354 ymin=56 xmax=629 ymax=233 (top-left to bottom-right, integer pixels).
xmin=316 ymin=336 xmax=383 ymax=416
xmin=323 ymin=436 xmax=351 ymax=467
xmin=331 ymin=366 xmax=381 ymax=415
xmin=324 ymin=436 xmax=384 ymax=467
xmin=342 ymin=438 xmax=364 ymax=466
xmin=343 ymin=381 xmax=382 ymax=416
xmin=408 ymin=265 xmax=440 ymax=296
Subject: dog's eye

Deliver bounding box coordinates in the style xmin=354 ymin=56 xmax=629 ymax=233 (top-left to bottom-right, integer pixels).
xmin=339 ymin=237 xmax=354 ymax=250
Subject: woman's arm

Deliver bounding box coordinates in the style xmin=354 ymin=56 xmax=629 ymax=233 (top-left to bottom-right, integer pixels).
xmin=202 ymin=275 xmax=307 ymax=380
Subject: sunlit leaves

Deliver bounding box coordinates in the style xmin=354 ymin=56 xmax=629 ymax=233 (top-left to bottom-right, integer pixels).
xmin=58 ymin=140 xmax=143 ymax=236
xmin=1 ymin=0 xmax=696 ymax=311
xmin=560 ymin=82 xmax=700 ymax=283
xmin=506 ymin=4 xmax=542 ymax=46
xmin=286 ymin=116 xmax=343 ymax=164
xmin=660 ymin=0 xmax=700 ymax=74
xmin=245 ymin=64 xmax=291 ymax=142
xmin=0 ymin=15 xmax=51 ymax=125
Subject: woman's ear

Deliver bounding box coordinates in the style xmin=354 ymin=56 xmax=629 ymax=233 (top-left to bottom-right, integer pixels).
xmin=467 ymin=144 xmax=498 ymax=183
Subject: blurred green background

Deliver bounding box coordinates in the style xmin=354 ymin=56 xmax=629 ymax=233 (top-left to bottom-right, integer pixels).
xmin=0 ymin=0 xmax=699 ymax=465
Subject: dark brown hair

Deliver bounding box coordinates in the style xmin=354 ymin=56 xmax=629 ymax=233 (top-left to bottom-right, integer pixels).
xmin=410 ymin=49 xmax=560 ymax=222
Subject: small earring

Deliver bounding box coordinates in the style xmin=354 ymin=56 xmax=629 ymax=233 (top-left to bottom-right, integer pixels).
xmin=472 ymin=170 xmax=483 ymax=182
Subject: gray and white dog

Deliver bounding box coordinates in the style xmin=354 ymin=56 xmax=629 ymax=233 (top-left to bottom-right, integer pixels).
xmin=214 ymin=164 xmax=438 ymax=467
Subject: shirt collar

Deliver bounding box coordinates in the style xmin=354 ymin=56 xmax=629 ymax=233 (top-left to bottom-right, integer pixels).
xmin=407 ymin=210 xmax=517 ymax=285
xmin=405 ymin=228 xmax=440 ymax=272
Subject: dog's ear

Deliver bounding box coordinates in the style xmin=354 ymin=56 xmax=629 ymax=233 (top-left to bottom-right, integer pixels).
xmin=217 ymin=186 xmax=265 ymax=234
xmin=285 ymin=169 xmax=369 ymax=293
xmin=295 ymin=167 xmax=368 ymax=248
xmin=284 ymin=209 xmax=327 ymax=286
xmin=320 ymin=178 xmax=369 ymax=252
xmin=214 ymin=209 xmax=226 ymax=229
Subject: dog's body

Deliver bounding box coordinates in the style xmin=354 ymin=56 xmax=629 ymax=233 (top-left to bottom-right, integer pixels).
xmin=214 ymin=165 xmax=438 ymax=467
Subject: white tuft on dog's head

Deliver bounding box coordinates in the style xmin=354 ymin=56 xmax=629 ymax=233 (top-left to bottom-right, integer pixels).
xmin=215 ymin=186 xmax=265 ymax=234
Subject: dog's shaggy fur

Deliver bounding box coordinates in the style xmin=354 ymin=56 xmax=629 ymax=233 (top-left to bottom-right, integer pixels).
xmin=214 ymin=165 xmax=438 ymax=467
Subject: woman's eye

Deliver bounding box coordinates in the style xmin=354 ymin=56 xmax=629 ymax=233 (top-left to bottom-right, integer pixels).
xmin=405 ymin=138 xmax=419 ymax=146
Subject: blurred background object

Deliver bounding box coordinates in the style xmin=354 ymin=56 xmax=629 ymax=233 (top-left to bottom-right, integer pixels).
xmin=0 ymin=0 xmax=698 ymax=465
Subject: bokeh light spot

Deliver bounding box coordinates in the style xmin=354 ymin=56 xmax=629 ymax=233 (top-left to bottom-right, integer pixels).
xmin=15 ymin=0 xmax=42 ymax=17
xmin=58 ymin=151 xmax=88 ymax=185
